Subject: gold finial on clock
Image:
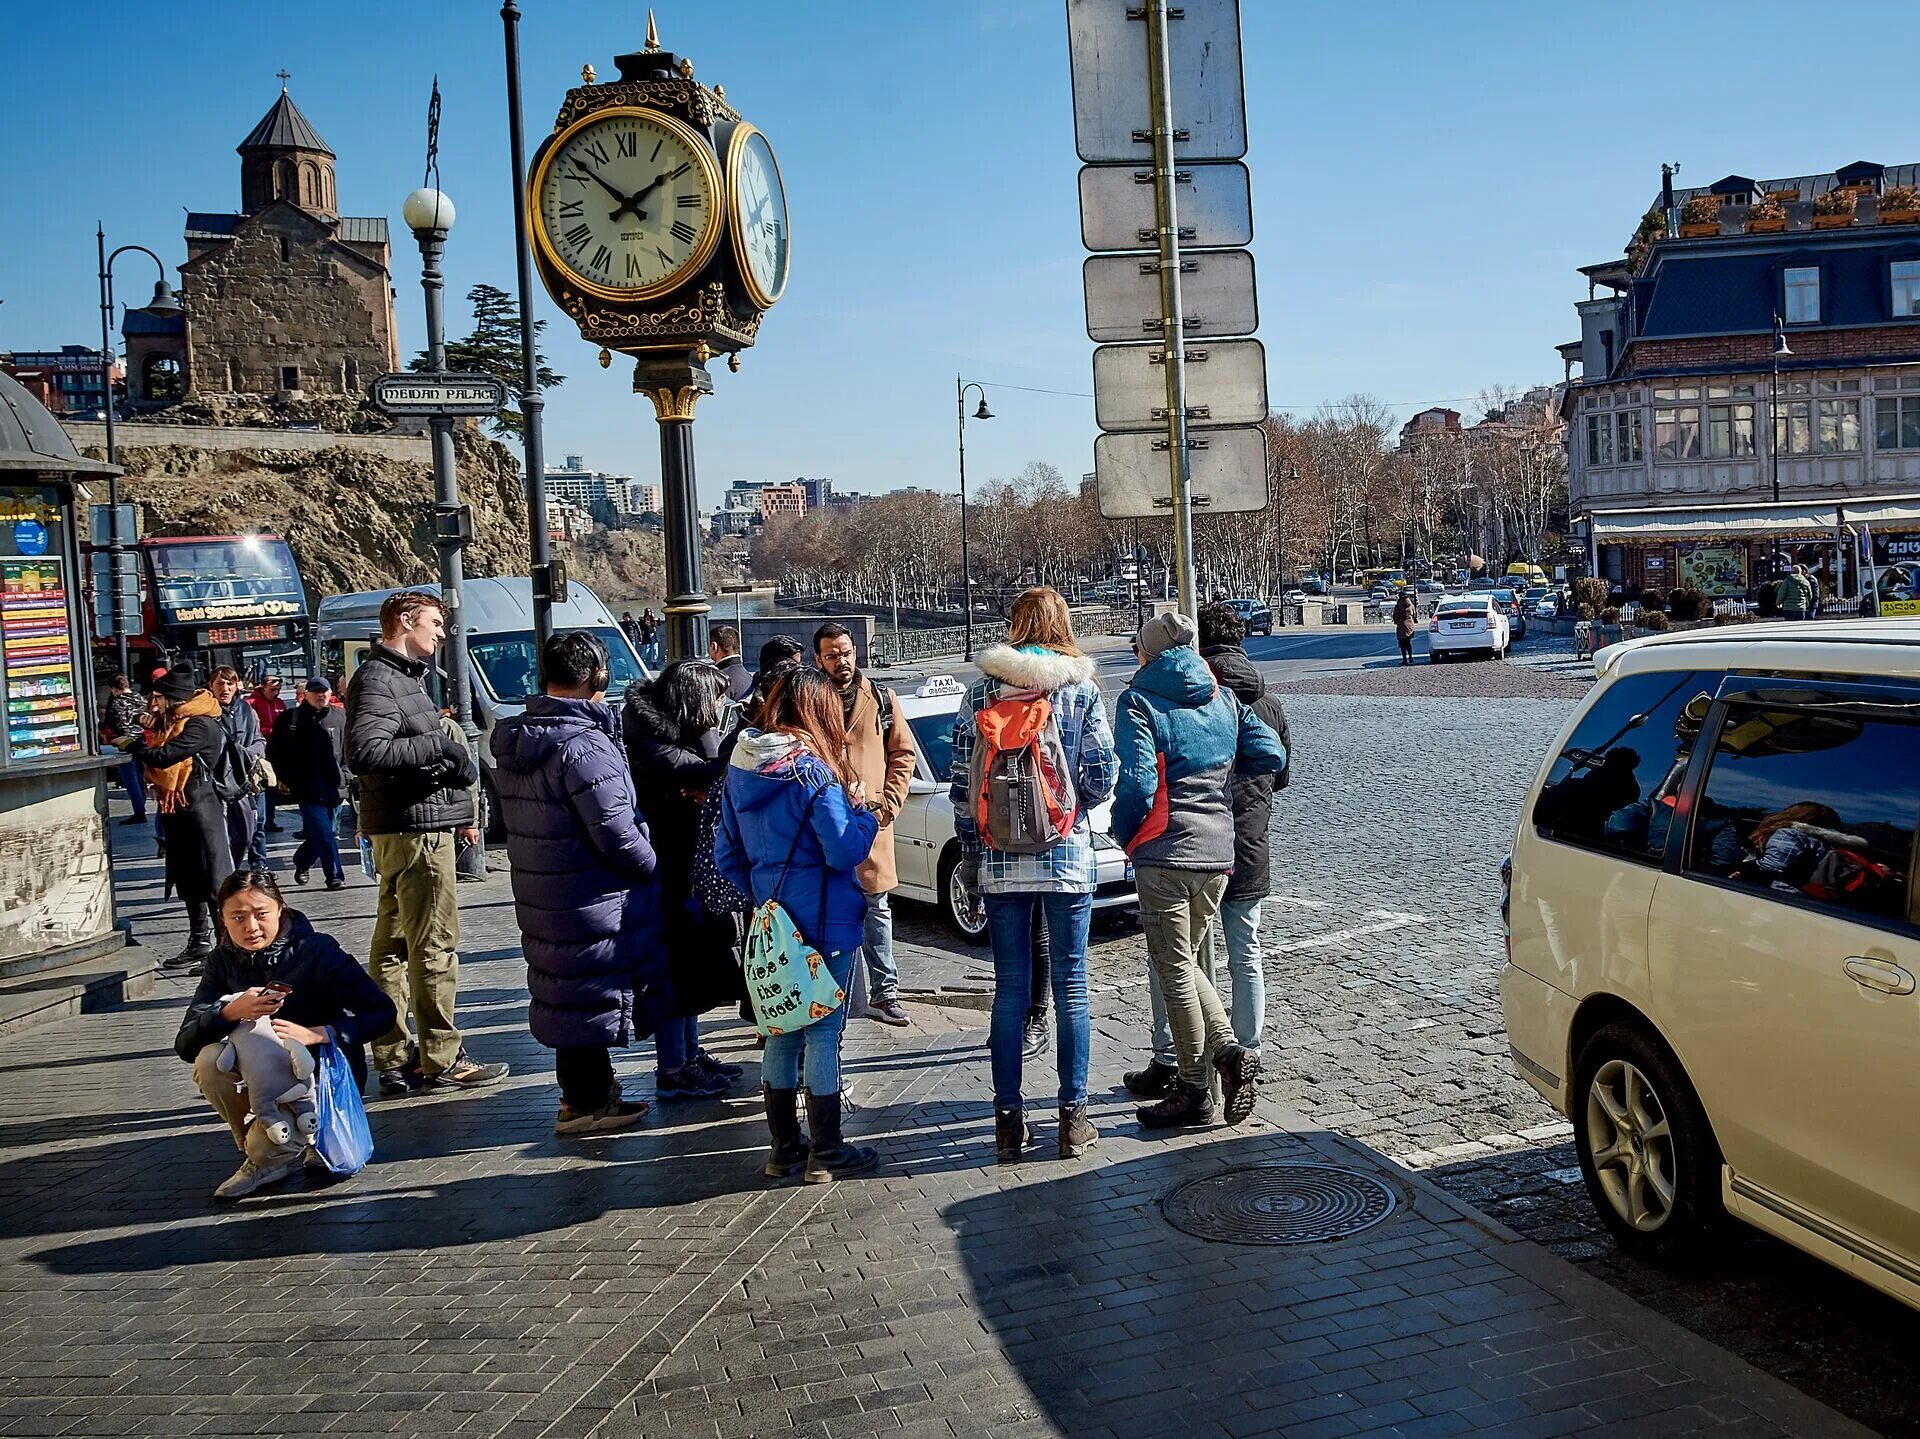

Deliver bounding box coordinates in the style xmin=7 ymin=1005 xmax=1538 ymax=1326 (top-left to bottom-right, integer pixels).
xmin=598 ymin=348 xmax=612 ymax=369
xmin=727 ymin=353 xmax=742 ymax=373
xmin=714 ymin=84 xmax=725 ymax=100
xmin=644 ymin=9 xmax=660 ymax=51
xmin=678 ymin=55 xmax=694 ymax=79
xmin=581 ymin=63 xmax=596 ymax=84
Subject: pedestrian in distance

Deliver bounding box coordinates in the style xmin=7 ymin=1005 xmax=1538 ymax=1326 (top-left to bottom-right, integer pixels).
xmin=638 ymin=608 xmax=661 ymax=668
xmin=177 ymin=869 xmax=396 ymax=1201
xmin=708 ymin=624 xmax=755 ymax=703
xmin=623 ymin=659 xmax=747 ymax=1101
xmin=717 ymin=667 xmax=881 ymax=1183
xmin=1392 ymin=589 xmax=1418 ymax=666
xmin=1113 ymin=611 xmax=1286 ymax=1129
xmin=210 ymin=665 xmax=267 ymax=871
xmin=1780 ymin=564 xmax=1815 ymax=622
xmin=118 ymin=668 xmax=235 ymax=971
xmin=950 ymin=586 xmax=1118 ymax=1163
xmin=268 ymin=678 xmax=348 ymax=890
xmin=248 ymin=675 xmax=288 ymax=834
xmin=813 ymin=623 xmax=917 ymax=1028
xmin=620 ymin=609 xmax=640 ymax=647
xmin=1127 ymin=604 xmax=1292 ymax=1099
xmin=343 ymin=589 xmax=508 ymax=1097
xmin=490 ymin=631 xmax=658 ymax=1136
xmin=98 ymin=671 xmax=149 ymax=825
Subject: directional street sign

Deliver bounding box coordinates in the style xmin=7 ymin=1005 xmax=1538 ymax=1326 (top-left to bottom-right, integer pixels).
xmin=88 ymin=503 xmax=138 ymax=545
xmin=1078 ymin=161 xmax=1252 ymax=253
xmin=1094 ymin=425 xmax=1269 ymax=519
xmin=90 ymin=557 xmax=143 ymax=639
xmin=1083 ymin=249 xmax=1258 ymax=343
xmin=1093 ymin=338 xmax=1268 ymax=432
xmin=1067 ymin=0 xmax=1247 ymax=163
xmin=370 ymin=372 xmax=509 ymax=418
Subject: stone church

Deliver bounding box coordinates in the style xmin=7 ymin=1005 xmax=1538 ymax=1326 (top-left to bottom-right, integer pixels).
xmin=123 ymin=87 xmax=398 ymax=406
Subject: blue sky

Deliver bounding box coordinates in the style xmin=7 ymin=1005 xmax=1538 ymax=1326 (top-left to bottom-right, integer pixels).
xmin=1 ymin=1 xmax=1913 ymax=504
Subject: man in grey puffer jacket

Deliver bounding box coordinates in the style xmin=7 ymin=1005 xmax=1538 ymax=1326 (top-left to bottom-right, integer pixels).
xmin=344 ymin=590 xmax=507 ymax=1097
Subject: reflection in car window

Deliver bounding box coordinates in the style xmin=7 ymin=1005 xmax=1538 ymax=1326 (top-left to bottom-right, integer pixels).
xmin=468 ymin=628 xmax=644 ymax=703
xmin=909 ymin=712 xmax=956 ymax=784
xmin=1534 ymin=670 xmax=1718 ymax=863
xmin=1685 ymin=700 xmax=1918 ymax=924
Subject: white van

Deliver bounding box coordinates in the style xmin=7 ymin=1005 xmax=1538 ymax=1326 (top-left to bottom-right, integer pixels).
xmin=315 ymin=577 xmax=648 ymax=838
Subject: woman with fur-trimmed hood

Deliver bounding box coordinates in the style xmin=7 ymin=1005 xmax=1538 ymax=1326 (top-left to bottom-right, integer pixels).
xmin=949 ymin=587 xmax=1117 ymax=1166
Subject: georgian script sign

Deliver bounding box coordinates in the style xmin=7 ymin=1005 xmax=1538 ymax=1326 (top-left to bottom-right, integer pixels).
xmin=370 ymin=373 xmax=508 ymax=417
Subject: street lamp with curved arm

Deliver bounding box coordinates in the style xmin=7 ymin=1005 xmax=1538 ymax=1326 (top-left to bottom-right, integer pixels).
xmin=956 ymin=378 xmax=992 ymax=661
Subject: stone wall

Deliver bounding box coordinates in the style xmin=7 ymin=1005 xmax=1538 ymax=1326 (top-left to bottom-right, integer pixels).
xmin=64 ymin=422 xmax=427 ymax=463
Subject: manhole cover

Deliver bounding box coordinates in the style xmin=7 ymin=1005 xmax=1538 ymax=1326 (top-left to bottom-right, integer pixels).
xmin=1161 ymin=1164 xmax=1399 ymax=1245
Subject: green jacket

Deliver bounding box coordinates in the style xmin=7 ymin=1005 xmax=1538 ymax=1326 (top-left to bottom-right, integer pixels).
xmin=1779 ymin=573 xmax=1815 ymax=611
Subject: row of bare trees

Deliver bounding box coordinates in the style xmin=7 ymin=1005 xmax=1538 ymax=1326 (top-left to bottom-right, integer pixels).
xmin=747 ymin=393 xmax=1569 ymax=608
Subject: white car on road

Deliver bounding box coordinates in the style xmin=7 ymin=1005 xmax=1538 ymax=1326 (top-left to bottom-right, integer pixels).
xmin=889 ymin=675 xmax=1138 ymax=939
xmin=1427 ymin=594 xmax=1510 ymax=661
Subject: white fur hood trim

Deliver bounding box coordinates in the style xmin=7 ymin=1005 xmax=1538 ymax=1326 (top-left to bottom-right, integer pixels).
xmin=976 ymin=644 xmax=1096 ymax=691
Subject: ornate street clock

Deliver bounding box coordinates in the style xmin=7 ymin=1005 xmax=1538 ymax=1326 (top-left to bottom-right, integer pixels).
xmin=527 ymin=12 xmax=790 ymax=663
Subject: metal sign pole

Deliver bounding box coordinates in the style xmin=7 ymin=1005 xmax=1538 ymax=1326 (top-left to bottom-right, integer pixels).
xmin=1145 ymin=0 xmax=1198 ymax=617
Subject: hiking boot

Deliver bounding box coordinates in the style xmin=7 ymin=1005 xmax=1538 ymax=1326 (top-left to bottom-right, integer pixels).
xmin=1058 ymin=1103 xmax=1099 ymax=1159
xmin=555 ymin=1097 xmax=651 ymax=1136
xmin=868 ymin=999 xmax=911 ymax=1027
xmin=1122 ymin=1059 xmax=1177 ymax=1099
xmin=804 ymin=1091 xmax=878 ymax=1183
xmin=1021 ymin=1012 xmax=1050 ymax=1060
xmin=423 ymin=1049 xmax=509 ymax=1091
xmin=762 ymin=1086 xmax=809 ymax=1180
xmin=656 ymin=1065 xmax=729 ymax=1101
xmin=1136 ymin=1080 xmax=1214 ymax=1129
xmin=212 ymin=1151 xmax=305 ymax=1202
xmin=694 ymin=1050 xmax=745 ymax=1083
xmin=1213 ymin=1043 xmax=1262 ymax=1126
xmin=995 ymin=1108 xmax=1029 ymax=1164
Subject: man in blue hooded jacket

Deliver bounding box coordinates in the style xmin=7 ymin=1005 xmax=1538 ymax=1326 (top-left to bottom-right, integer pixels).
xmin=1112 ymin=611 xmax=1287 ymax=1129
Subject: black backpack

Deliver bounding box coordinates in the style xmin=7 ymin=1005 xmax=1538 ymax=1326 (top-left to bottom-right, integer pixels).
xmin=199 ymin=726 xmax=250 ymax=805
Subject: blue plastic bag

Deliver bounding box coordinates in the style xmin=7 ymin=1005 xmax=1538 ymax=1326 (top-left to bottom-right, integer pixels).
xmin=312 ymin=1041 xmax=374 ymax=1176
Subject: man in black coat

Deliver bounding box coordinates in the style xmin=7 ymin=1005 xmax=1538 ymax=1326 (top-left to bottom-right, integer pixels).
xmin=270 ymin=677 xmax=349 ymax=890
xmin=1125 ymin=603 xmax=1293 ymax=1099
xmin=707 ymin=624 xmax=754 ymax=703
xmin=343 ymin=590 xmax=507 ymax=1097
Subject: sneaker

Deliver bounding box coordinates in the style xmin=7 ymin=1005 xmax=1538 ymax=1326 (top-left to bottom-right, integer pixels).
xmin=1122 ymin=1059 xmax=1177 ymax=1099
xmin=555 ymin=1098 xmax=651 ymax=1136
xmin=423 ymin=1049 xmax=510 ymax=1091
xmin=1021 ymin=1013 xmax=1050 ymax=1060
xmin=293 ymin=867 xmax=310 ymax=886
xmin=324 ymin=876 xmax=346 ymax=891
xmin=694 ymin=1050 xmax=744 ymax=1083
xmin=163 ymin=944 xmax=211 ymax=974
xmin=1058 ymin=1103 xmax=1099 ymax=1159
xmin=1137 ymin=1081 xmax=1214 ymax=1130
xmin=868 ymin=999 xmax=911 ymax=1027
xmin=995 ymin=1108 xmax=1028 ymax=1163
xmin=377 ymin=1064 xmax=422 ymax=1098
xmin=656 ymin=1065 xmax=729 ymax=1100
xmin=212 ymin=1151 xmax=305 ymax=1202
xmin=1213 ymin=1043 xmax=1261 ymax=1126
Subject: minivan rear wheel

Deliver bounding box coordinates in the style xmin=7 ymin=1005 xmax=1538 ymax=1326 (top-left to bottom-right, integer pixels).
xmin=1573 ymin=1022 xmax=1725 ymax=1258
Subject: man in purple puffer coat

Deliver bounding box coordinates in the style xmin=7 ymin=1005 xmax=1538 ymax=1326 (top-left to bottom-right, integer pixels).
xmin=490 ymin=631 xmax=659 ymax=1138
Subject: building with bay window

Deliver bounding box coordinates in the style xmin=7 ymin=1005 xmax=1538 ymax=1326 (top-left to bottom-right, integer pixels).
xmin=1561 ymin=160 xmax=1920 ymax=605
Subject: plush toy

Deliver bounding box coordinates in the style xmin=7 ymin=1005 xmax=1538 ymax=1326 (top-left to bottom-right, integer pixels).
xmin=217 ymin=1013 xmax=318 ymax=1149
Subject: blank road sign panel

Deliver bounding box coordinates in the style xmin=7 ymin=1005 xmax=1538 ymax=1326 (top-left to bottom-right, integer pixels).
xmin=1084 ymin=249 xmax=1258 ymax=342
xmin=1067 ymin=0 xmax=1248 ymax=163
xmin=1079 ymin=161 xmax=1253 ymax=252
xmin=1094 ymin=425 xmax=1270 ymax=519
xmin=1093 ymin=338 xmax=1268 ymax=431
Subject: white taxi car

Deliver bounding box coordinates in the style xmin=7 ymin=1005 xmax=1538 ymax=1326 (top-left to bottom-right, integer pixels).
xmin=889 ymin=675 xmax=1137 ymax=938
xmin=1427 ymin=594 xmax=1510 ymax=661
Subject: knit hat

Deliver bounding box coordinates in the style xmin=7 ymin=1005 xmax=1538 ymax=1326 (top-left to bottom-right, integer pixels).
xmin=1134 ymin=611 xmax=1197 ymax=660
xmin=154 ymin=669 xmax=200 ymax=702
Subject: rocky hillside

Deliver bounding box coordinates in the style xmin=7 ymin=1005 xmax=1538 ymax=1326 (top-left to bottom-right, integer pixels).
xmin=76 ymin=426 xmax=531 ymax=600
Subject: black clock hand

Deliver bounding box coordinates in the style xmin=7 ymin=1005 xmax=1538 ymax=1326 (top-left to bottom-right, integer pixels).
xmin=612 ymin=171 xmax=675 ymax=223
xmin=571 ymin=164 xmax=647 ymax=222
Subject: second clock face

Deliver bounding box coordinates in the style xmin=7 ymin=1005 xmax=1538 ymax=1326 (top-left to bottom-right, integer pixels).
xmin=534 ymin=108 xmax=722 ymax=300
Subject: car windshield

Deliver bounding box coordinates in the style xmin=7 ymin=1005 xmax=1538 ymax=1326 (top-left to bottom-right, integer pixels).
xmin=468 ymin=627 xmax=644 ymax=703
xmin=147 ymin=537 xmax=306 ymax=618
xmin=909 ymin=710 xmax=957 ymax=783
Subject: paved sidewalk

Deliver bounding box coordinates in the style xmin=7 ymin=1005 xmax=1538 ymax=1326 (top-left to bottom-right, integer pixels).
xmin=0 ymin=839 xmax=1874 ymax=1437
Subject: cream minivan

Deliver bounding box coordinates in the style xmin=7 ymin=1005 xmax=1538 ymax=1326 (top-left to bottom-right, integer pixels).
xmin=1500 ymin=619 xmax=1920 ymax=1308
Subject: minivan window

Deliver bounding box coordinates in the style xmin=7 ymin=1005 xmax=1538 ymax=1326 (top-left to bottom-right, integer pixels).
xmin=468 ymin=627 xmax=645 ymax=703
xmin=1685 ymin=699 xmax=1918 ymax=926
xmin=1533 ymin=670 xmax=1719 ymax=863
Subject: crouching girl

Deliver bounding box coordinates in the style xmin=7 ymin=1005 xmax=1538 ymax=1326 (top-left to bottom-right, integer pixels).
xmin=176 ymin=870 xmax=396 ymax=1202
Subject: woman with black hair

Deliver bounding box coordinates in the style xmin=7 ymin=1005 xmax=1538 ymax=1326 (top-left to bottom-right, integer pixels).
xmin=623 ymin=659 xmax=747 ymax=1100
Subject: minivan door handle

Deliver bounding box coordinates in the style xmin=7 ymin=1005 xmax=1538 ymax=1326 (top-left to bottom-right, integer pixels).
xmin=1843 ymin=957 xmax=1917 ymax=995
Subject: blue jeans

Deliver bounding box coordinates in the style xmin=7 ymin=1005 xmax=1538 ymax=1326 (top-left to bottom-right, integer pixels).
xmin=650 ymin=996 xmax=699 ymax=1072
xmin=862 ymin=891 xmax=898 ymax=1003
xmin=762 ymin=949 xmax=856 ymax=1095
xmin=118 ymin=757 xmax=147 ymax=820
xmin=985 ymin=891 xmax=1092 ymax=1109
xmin=293 ymin=801 xmax=344 ymax=883
xmin=1148 ymin=895 xmax=1265 ymax=1060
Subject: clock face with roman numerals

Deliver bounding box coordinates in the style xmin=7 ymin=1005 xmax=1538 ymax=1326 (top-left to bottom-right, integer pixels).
xmin=726 ymin=125 xmax=790 ymax=310
xmin=532 ymin=107 xmax=722 ymax=302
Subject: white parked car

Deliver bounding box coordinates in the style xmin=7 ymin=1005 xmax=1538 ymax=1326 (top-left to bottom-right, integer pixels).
xmin=889 ymin=676 xmax=1138 ymax=939
xmin=1533 ymin=598 xmax=1560 ymax=619
xmin=1427 ymin=594 xmax=1509 ymax=661
xmin=1283 ymin=589 xmax=1308 ymax=607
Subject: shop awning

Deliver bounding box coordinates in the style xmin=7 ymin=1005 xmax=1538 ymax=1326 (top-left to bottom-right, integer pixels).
xmin=1588 ymin=494 xmax=1920 ymax=540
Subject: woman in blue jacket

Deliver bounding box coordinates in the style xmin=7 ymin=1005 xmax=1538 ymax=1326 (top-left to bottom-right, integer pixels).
xmin=716 ymin=668 xmax=880 ymax=1183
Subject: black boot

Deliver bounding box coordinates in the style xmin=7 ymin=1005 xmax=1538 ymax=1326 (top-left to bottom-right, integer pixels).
xmin=167 ymin=902 xmax=214 ymax=971
xmin=804 ymin=1091 xmax=877 ymax=1183
xmin=762 ymin=1086 xmax=809 ymax=1180
xmin=996 ymin=1107 xmax=1028 ymax=1164
xmin=1137 ymin=1080 xmax=1214 ymax=1129
xmin=1122 ymin=1059 xmax=1177 ymax=1098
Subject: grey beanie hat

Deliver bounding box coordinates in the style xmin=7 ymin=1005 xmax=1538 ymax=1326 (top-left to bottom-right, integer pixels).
xmin=1135 ymin=611 xmax=1197 ymax=660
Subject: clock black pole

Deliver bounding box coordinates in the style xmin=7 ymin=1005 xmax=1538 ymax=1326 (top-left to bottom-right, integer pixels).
xmin=635 ymin=350 xmax=714 ymax=665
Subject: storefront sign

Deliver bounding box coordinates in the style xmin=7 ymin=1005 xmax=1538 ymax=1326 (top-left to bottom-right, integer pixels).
xmin=1676 ymin=543 xmax=1749 ymax=598
xmin=0 ymin=486 xmax=80 ymax=762
xmin=1871 ymin=533 xmax=1920 ymax=617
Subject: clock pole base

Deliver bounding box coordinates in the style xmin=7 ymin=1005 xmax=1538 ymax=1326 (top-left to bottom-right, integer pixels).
xmin=635 ymin=351 xmax=714 ymax=666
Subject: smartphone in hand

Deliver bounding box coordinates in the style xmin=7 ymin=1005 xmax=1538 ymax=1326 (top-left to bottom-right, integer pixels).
xmin=261 ymin=982 xmax=293 ymax=1005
